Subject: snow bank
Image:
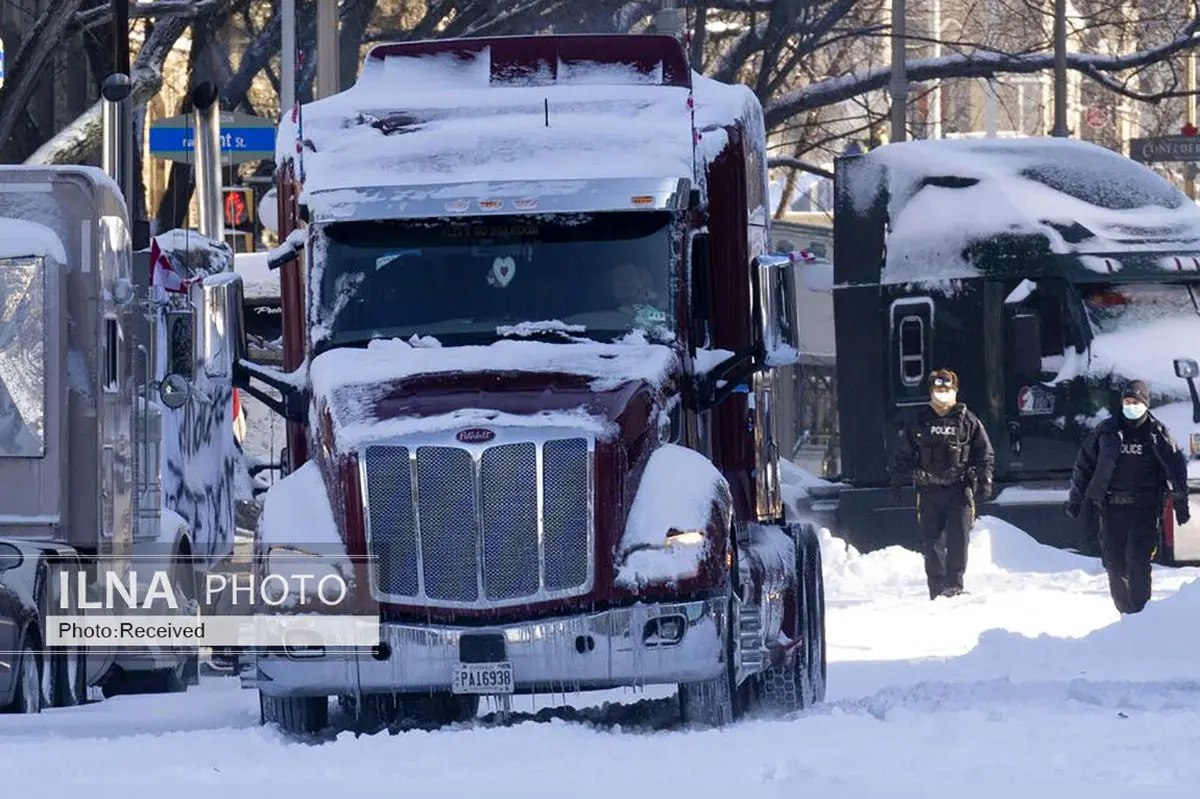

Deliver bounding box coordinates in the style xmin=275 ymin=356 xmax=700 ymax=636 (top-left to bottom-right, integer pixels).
xmin=818 ymin=514 xmax=1103 ymax=602
xmin=309 ymin=335 xmax=679 ymax=404
xmin=854 ymin=138 xmax=1200 ymax=284
xmin=967 ymin=516 xmax=1101 ymax=576
xmin=277 ymin=46 xmax=759 ymax=203
xmin=234 ymin=252 xmax=279 ymax=300
xmin=616 ymin=444 xmax=729 ymax=589
xmin=0 ymin=217 xmax=67 ymax=262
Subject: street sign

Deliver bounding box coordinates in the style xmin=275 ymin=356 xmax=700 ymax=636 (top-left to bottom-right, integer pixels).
xmin=149 ymin=110 xmax=277 ymax=164
xmin=1084 ymin=105 xmax=1108 ymax=130
xmin=1129 ymin=136 xmax=1200 ymax=164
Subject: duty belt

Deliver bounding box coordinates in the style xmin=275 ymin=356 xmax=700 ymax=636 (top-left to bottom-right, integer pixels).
xmin=914 ymin=470 xmax=966 ymax=487
xmin=1106 ymin=489 xmax=1162 ymax=507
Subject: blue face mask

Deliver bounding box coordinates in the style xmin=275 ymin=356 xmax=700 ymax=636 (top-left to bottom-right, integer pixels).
xmin=1122 ymin=402 xmax=1147 ymax=420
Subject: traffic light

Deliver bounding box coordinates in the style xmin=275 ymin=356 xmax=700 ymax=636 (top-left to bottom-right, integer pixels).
xmin=223 ymin=186 xmax=255 ymax=233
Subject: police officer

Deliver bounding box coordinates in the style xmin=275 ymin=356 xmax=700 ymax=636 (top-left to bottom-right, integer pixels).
xmin=889 ymin=369 xmax=995 ymax=599
xmin=1066 ymin=380 xmax=1189 ymax=614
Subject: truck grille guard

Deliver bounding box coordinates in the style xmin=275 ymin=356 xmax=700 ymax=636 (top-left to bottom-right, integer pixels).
xmin=359 ymin=431 xmax=595 ymax=610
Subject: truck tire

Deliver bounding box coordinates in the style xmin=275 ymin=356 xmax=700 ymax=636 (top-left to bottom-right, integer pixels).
xmin=4 ymin=631 xmax=42 ymax=714
xmin=260 ymin=692 xmax=329 ymax=736
xmin=761 ymin=521 xmax=827 ymax=713
xmin=678 ymin=594 xmax=738 ymax=728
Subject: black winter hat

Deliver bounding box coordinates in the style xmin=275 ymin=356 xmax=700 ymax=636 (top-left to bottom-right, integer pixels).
xmin=1122 ymin=380 xmax=1150 ymax=405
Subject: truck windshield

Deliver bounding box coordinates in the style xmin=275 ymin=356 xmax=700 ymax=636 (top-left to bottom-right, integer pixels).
xmin=316 ymin=211 xmax=676 ymax=349
xmin=1081 ymin=283 xmax=1200 ymax=333
xmin=0 ymin=256 xmax=46 ymax=457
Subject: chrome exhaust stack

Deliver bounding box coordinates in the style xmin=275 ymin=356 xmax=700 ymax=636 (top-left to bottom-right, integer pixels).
xmin=101 ymin=73 xmax=135 ymax=211
xmin=190 ymin=82 xmax=224 ymax=241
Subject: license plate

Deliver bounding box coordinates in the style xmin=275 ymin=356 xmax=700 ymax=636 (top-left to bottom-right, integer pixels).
xmin=452 ymin=661 xmax=514 ymax=695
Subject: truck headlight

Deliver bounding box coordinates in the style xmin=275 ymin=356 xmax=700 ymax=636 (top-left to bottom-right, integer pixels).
xmin=262 ymin=546 xmax=350 ymax=610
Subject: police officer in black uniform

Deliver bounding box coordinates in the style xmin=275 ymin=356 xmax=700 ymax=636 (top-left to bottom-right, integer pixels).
xmin=1066 ymin=380 xmax=1189 ymax=614
xmin=889 ymin=369 xmax=996 ymax=599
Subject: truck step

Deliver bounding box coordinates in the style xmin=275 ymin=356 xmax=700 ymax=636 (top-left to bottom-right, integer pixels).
xmin=737 ymin=605 xmax=765 ymax=670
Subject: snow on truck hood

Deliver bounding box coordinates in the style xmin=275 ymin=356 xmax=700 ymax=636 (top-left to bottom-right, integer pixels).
xmin=849 ymin=138 xmax=1200 ymax=283
xmin=276 ymin=45 xmax=760 ymax=201
xmin=309 ymin=335 xmax=679 ymax=449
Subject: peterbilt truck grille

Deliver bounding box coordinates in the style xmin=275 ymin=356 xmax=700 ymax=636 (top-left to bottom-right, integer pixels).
xmin=361 ymin=437 xmax=593 ymax=608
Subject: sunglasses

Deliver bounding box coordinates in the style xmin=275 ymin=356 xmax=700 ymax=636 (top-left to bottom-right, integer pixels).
xmin=930 ymin=377 xmax=954 ymax=388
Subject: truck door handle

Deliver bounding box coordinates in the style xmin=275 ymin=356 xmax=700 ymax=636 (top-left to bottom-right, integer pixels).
xmin=1008 ymin=421 xmax=1022 ymax=455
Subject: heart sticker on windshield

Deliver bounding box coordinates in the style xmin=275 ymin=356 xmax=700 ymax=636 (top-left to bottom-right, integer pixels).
xmin=490 ymin=256 xmax=516 ymax=288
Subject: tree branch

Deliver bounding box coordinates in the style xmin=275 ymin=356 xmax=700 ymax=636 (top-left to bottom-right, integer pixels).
xmin=75 ymin=0 xmax=221 ymax=30
xmin=25 ymin=13 xmax=190 ymax=165
xmin=0 ymin=0 xmax=87 ymax=157
xmin=767 ymin=156 xmax=834 ymax=180
xmin=764 ymin=18 xmax=1200 ymax=127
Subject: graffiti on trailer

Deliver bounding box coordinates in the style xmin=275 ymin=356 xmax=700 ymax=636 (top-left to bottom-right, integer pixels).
xmin=161 ymin=380 xmax=239 ymax=565
xmin=150 ymin=232 xmax=245 ymax=567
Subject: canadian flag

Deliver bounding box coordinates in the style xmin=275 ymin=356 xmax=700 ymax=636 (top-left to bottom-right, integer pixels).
xmin=149 ymin=239 xmax=189 ymax=294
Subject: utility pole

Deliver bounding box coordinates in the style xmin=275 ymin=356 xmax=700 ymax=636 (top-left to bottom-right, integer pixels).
xmin=316 ymin=0 xmax=339 ymax=99
xmin=281 ymin=0 xmax=296 ymax=113
xmin=1050 ymin=0 xmax=1069 ymax=137
xmin=931 ymin=0 xmax=942 ymax=138
xmin=890 ymin=0 xmax=908 ymax=143
xmin=1187 ymin=52 xmax=1197 ymax=200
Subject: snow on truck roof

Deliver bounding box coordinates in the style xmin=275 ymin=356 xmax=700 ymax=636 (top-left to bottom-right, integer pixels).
xmin=0 ymin=217 xmax=68 ymax=263
xmin=845 ymin=137 xmax=1200 ymax=284
xmin=276 ymin=35 xmax=762 ymax=213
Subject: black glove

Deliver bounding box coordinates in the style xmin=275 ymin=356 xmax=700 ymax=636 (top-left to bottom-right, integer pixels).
xmin=1176 ymin=501 xmax=1191 ymax=527
xmin=974 ymin=480 xmax=993 ymax=503
xmin=1065 ymin=501 xmax=1082 ymax=520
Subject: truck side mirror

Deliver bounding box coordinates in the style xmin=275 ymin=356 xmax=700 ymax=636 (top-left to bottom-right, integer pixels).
xmin=1174 ymin=357 xmax=1200 ymax=424
xmin=1007 ymin=310 xmax=1042 ymax=377
xmin=0 ymin=542 xmax=22 ymax=572
xmin=192 ymin=274 xmax=248 ymax=380
xmin=159 ymin=373 xmax=191 ymax=409
xmin=753 ymin=253 xmax=800 ymax=367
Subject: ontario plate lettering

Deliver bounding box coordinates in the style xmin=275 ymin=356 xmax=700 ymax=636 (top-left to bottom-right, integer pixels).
xmin=452 ymin=661 xmax=514 ymax=694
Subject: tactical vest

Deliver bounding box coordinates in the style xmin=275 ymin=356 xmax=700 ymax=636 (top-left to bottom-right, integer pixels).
xmin=1108 ymin=422 xmax=1164 ymax=501
xmin=913 ymin=410 xmax=972 ymax=486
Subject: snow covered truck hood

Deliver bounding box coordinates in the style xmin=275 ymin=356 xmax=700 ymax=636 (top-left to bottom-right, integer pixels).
xmin=308 ymin=336 xmax=682 ymax=452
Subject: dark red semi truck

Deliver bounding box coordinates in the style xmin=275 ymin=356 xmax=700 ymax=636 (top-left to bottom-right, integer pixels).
xmin=236 ymin=32 xmax=826 ymax=734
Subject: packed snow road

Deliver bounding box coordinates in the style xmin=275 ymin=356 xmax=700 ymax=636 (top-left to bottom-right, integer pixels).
xmin=7 ymin=514 xmax=1200 ymax=796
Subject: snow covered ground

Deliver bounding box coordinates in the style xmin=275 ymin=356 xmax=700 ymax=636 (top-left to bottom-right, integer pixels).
xmin=7 ymin=475 xmax=1200 ymax=795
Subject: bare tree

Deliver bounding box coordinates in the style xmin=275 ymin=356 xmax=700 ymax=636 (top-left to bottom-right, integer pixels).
xmin=6 ymin=0 xmax=1200 ymax=223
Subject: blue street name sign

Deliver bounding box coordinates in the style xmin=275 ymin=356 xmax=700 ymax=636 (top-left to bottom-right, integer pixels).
xmin=149 ymin=111 xmax=277 ymax=164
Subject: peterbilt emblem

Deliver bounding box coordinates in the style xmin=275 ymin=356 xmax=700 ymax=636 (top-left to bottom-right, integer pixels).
xmin=456 ymin=428 xmax=496 ymax=444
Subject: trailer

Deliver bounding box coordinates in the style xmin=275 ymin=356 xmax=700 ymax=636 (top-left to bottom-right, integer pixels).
xmin=0 ymin=78 xmax=248 ymax=712
xmin=234 ymin=32 xmax=827 ymax=734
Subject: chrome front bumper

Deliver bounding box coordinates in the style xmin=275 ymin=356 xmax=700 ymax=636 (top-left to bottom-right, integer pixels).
xmin=244 ymin=598 xmax=728 ymax=698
